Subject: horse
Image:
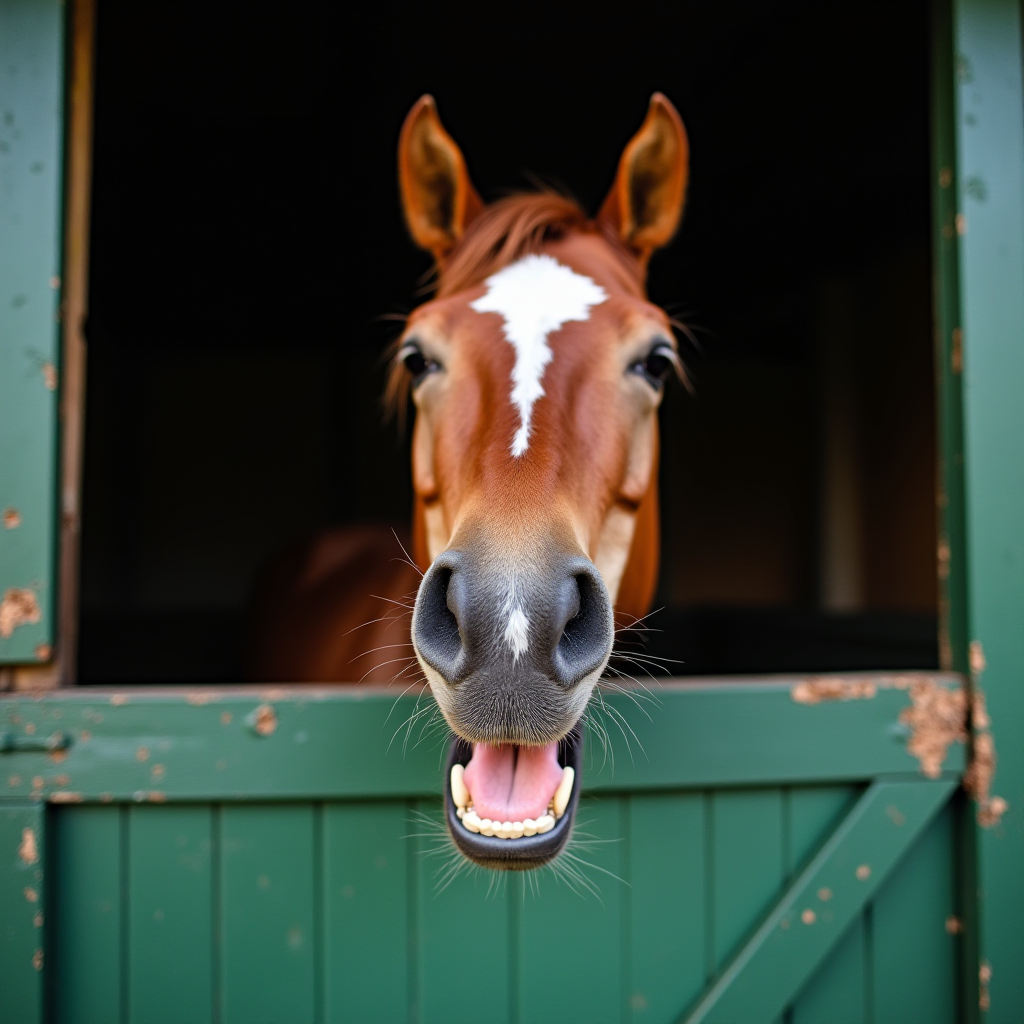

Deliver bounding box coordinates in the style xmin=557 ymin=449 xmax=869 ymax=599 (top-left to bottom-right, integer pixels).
xmin=250 ymin=93 xmax=689 ymax=869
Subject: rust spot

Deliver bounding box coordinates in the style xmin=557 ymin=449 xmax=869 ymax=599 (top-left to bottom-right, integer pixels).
xmin=8 ymin=775 xmax=21 ymax=787
xmin=946 ymin=915 xmax=964 ymax=935
xmin=0 ymin=589 xmax=41 ymax=639
xmin=53 ymin=774 xmax=70 ymax=787
xmin=801 ymin=909 xmax=816 ymax=925
xmin=23 ymin=723 xmax=35 ymax=736
xmin=33 ymin=912 xmax=42 ymax=928
xmin=80 ymin=730 xmax=91 ymax=743
xmin=110 ymin=694 xmax=128 ymax=706
xmin=146 ymin=791 xmax=167 ymax=803
xmin=151 ymin=764 xmax=165 ymax=780
xmin=31 ymin=776 xmax=44 ymax=791
xmin=956 ymin=213 xmax=968 ymax=235
xmin=24 ymin=887 xmax=37 ymax=903
xmin=100 ymin=792 xmax=113 ymax=803
xmin=32 ymin=948 xmax=43 ymax=971
xmin=136 ymin=746 xmax=150 ymax=762
xmin=221 ymin=711 xmax=233 ymax=725
xmin=980 ymin=961 xmax=992 ymax=1011
xmin=791 ymin=678 xmax=877 ymax=704
xmin=856 ymin=864 xmax=871 ymax=881
xmin=49 ymin=791 xmax=83 ymax=803
xmin=18 ymin=828 xmax=38 ymax=865
xmin=34 ymin=643 xmax=51 ymax=661
xmin=817 ymin=888 xmax=832 ymax=902
xmin=250 ymin=704 xmax=278 ymax=736
xmin=186 ymin=691 xmax=217 ymax=706
xmin=898 ymin=678 xmax=967 ymax=778
xmin=2 ymin=508 xmax=20 ymax=529
xmin=48 ymin=747 xmax=67 ymax=764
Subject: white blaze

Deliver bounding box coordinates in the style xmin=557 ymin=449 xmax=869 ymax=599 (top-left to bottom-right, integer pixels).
xmin=470 ymin=254 xmax=607 ymax=457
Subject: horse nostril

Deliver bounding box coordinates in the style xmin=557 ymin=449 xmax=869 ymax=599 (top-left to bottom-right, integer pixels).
xmin=412 ymin=557 xmax=470 ymax=684
xmin=552 ymin=562 xmax=613 ymax=686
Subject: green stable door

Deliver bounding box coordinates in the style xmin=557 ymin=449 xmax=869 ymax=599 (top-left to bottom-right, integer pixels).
xmin=1 ymin=1 xmax=1023 ymax=1021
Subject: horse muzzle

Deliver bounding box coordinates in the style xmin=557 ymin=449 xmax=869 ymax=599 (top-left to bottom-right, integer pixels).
xmin=411 ymin=547 xmax=613 ymax=868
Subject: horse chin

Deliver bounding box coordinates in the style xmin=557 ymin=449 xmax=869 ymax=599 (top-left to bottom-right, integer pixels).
xmin=443 ymin=730 xmax=583 ymax=871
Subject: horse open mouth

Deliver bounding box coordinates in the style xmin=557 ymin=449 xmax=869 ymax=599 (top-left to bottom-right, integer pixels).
xmin=444 ymin=731 xmax=582 ymax=869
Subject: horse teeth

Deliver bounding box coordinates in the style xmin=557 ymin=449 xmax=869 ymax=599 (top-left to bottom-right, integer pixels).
xmin=522 ymin=818 xmax=538 ymax=836
xmin=479 ymin=818 xmax=495 ymax=836
xmin=450 ymin=764 xmax=469 ymax=809
xmin=536 ymin=814 xmax=555 ymax=833
xmin=457 ymin=808 xmax=558 ymax=839
xmin=463 ymin=810 xmax=481 ymax=832
xmin=552 ymin=766 xmax=574 ymax=818
xmin=509 ymin=821 xmax=525 ymax=838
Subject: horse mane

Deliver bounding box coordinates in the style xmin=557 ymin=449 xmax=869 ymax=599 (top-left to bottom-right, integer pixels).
xmin=438 ymin=192 xmax=613 ymax=297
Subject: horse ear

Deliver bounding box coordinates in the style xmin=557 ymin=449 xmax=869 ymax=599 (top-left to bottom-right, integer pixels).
xmin=598 ymin=94 xmax=689 ymax=263
xmin=398 ymin=96 xmax=483 ymax=261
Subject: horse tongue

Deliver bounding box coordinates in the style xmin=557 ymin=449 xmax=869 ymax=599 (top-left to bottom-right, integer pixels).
xmin=463 ymin=742 xmax=562 ymax=823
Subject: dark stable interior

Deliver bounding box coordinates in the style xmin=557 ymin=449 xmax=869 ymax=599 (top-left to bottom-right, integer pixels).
xmin=79 ymin=0 xmax=937 ymax=683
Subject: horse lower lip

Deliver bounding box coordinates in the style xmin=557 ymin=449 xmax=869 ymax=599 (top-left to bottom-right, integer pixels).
xmin=443 ymin=731 xmax=583 ymax=869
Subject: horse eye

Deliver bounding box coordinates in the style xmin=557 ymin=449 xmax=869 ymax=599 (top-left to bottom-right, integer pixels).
xmin=398 ymin=343 xmax=437 ymax=386
xmin=632 ymin=342 xmax=677 ymax=388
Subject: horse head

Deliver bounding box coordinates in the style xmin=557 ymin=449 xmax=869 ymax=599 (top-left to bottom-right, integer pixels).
xmin=395 ymin=94 xmax=688 ymax=869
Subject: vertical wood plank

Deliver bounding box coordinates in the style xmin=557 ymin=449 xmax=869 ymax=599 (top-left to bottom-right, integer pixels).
xmin=0 ymin=0 xmax=65 ymax=666
xmin=628 ymin=792 xmax=704 ymax=1024
xmin=871 ymin=804 xmax=957 ymax=1024
xmin=52 ymin=806 xmax=122 ymax=1024
xmin=220 ymin=804 xmax=316 ymax=1024
xmin=323 ymin=801 xmax=409 ymax=1023
xmin=788 ymin=787 xmax=865 ymax=1024
xmin=711 ymin=789 xmax=784 ymax=972
xmin=414 ymin=799 xmax=510 ymax=1024
xmin=518 ymin=796 xmax=625 ymax=1024
xmin=0 ymin=803 xmax=44 ymax=1024
xmin=127 ymin=805 xmax=213 ymax=1024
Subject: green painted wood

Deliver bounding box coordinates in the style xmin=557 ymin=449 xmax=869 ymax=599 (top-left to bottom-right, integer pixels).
xmin=0 ymin=0 xmax=65 ymax=663
xmin=951 ymin=1 xmax=1024 ymax=1018
xmin=0 ymin=676 xmax=967 ymax=802
xmin=220 ymin=804 xmax=316 ymax=1024
xmin=710 ymin=789 xmax=784 ymax=973
xmin=0 ymin=803 xmax=44 ymax=1023
xmin=787 ymin=789 xmax=866 ymax=1024
xmin=931 ymin=4 xmax=979 ymax=1016
xmin=127 ymin=805 xmax=213 ymax=1024
xmin=789 ymin=919 xmax=865 ymax=1024
xmin=323 ymin=801 xmax=410 ymax=1023
xmin=683 ymin=778 xmax=958 ymax=1024
xmin=414 ymin=798 xmax=510 ymax=1024
xmin=52 ymin=807 xmax=122 ymax=1024
xmin=627 ymin=793 xmax=705 ymax=1024
xmin=871 ymin=803 xmax=957 ymax=1024
xmin=518 ymin=796 xmax=624 ymax=1024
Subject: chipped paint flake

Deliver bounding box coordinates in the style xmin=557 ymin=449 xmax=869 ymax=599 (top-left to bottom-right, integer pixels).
xmin=0 ymin=589 xmax=41 ymax=639
xmin=249 ymin=704 xmax=278 ymax=736
xmin=18 ymin=828 xmax=38 ymax=865
xmin=2 ymin=508 xmax=20 ymax=529
xmin=898 ymin=678 xmax=967 ymax=778
xmin=791 ymin=678 xmax=877 ymax=704
xmin=49 ymin=791 xmax=83 ymax=803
